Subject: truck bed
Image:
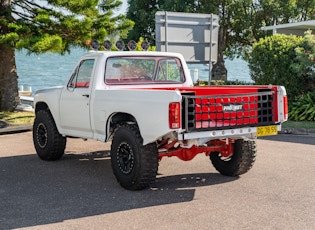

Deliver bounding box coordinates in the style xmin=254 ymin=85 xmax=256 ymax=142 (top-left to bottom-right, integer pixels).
xmin=147 ymin=85 xmax=280 ymax=131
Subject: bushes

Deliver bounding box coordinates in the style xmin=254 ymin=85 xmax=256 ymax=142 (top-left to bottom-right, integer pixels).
xmin=291 ymin=31 xmax=315 ymax=94
xmin=248 ymin=34 xmax=304 ymax=99
xmin=248 ymin=31 xmax=315 ymax=121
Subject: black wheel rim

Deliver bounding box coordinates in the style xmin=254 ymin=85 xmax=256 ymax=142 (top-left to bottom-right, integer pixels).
xmin=37 ymin=122 xmax=48 ymax=148
xmin=116 ymin=142 xmax=134 ymax=174
xmin=219 ymin=153 xmax=232 ymax=162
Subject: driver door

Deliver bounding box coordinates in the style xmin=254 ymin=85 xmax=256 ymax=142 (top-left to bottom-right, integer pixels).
xmin=60 ymin=59 xmax=95 ymax=138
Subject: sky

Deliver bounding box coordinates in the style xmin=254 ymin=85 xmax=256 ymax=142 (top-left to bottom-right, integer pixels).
xmin=118 ymin=0 xmax=128 ymax=14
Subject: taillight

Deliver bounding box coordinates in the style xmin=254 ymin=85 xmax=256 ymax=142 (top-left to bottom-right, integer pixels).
xmin=169 ymin=102 xmax=181 ymax=129
xmin=283 ymin=95 xmax=288 ymax=121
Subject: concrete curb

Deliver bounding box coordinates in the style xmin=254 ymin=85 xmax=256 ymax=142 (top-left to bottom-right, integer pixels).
xmin=280 ymin=127 xmax=315 ymax=136
xmin=0 ymin=125 xmax=32 ymax=135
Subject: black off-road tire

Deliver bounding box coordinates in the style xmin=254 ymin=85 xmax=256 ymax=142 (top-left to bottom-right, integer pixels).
xmin=33 ymin=109 xmax=66 ymax=161
xmin=210 ymin=139 xmax=256 ymax=176
xmin=110 ymin=124 xmax=158 ymax=190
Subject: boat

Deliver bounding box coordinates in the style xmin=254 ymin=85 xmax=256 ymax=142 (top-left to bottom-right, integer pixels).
xmin=17 ymin=85 xmax=34 ymax=111
xmin=16 ymin=95 xmax=34 ymax=111
xmin=18 ymin=85 xmax=32 ymax=96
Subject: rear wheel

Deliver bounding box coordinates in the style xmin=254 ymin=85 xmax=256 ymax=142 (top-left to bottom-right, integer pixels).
xmin=210 ymin=139 xmax=256 ymax=176
xmin=33 ymin=109 xmax=66 ymax=161
xmin=110 ymin=124 xmax=158 ymax=190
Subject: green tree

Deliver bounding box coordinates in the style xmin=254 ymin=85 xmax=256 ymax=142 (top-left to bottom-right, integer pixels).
xmin=0 ymin=0 xmax=133 ymax=111
xmin=126 ymin=0 xmax=200 ymax=47
xmin=126 ymin=0 xmax=315 ymax=79
xmin=132 ymin=37 xmax=155 ymax=51
xmin=126 ymin=0 xmax=160 ymax=44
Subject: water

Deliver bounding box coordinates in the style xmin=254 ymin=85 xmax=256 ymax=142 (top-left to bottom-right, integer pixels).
xmin=15 ymin=48 xmax=252 ymax=95
xmin=188 ymin=59 xmax=252 ymax=83
xmin=16 ymin=48 xmax=87 ymax=95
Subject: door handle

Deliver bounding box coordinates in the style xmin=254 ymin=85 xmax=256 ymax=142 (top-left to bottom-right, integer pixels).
xmin=82 ymin=94 xmax=89 ymax=98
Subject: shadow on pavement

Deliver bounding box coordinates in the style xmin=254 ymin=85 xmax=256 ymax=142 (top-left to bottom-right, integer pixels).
xmin=0 ymin=151 xmax=237 ymax=229
xmin=259 ymin=134 xmax=315 ymax=145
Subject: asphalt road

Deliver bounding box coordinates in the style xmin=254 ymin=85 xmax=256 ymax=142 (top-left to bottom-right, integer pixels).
xmin=0 ymin=131 xmax=314 ymax=230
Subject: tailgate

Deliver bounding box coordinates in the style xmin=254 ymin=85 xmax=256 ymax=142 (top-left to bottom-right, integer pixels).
xmin=182 ymin=91 xmax=276 ymax=132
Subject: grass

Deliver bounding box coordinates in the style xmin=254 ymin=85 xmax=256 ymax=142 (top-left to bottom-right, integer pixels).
xmin=0 ymin=111 xmax=35 ymax=126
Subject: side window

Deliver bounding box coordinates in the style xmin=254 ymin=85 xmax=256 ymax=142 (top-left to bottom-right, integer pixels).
xmin=69 ymin=59 xmax=95 ymax=88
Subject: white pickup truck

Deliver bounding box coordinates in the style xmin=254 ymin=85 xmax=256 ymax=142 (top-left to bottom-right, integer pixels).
xmin=33 ymin=51 xmax=288 ymax=190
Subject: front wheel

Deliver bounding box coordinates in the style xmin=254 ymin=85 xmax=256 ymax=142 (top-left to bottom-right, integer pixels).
xmin=110 ymin=124 xmax=158 ymax=190
xmin=33 ymin=109 xmax=66 ymax=161
xmin=210 ymin=139 xmax=256 ymax=176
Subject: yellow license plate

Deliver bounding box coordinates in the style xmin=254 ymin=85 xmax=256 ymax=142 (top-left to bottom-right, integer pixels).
xmin=257 ymin=125 xmax=278 ymax=137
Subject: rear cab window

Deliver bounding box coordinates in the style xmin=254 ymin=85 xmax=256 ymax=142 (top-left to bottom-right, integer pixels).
xmin=104 ymin=56 xmax=185 ymax=85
